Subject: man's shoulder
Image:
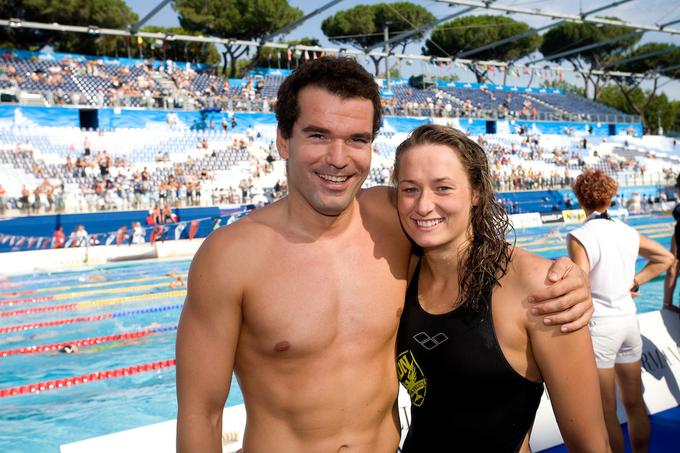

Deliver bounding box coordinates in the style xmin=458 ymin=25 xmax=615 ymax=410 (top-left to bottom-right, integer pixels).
xmin=192 ymin=208 xmax=279 ymax=275
xmin=357 ymin=186 xmax=397 ymax=217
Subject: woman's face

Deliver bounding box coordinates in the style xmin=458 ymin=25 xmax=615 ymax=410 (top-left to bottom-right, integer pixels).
xmin=396 ymin=143 xmax=476 ymax=252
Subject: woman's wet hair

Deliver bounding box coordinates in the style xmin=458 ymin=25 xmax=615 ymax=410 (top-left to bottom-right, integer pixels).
xmin=391 ymin=124 xmax=513 ymax=312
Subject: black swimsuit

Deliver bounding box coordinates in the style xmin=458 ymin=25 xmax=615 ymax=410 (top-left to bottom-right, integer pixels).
xmin=396 ymin=262 xmax=544 ymax=452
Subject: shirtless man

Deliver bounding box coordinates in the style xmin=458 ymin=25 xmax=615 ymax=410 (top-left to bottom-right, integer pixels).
xmin=176 ymin=57 xmax=592 ymax=452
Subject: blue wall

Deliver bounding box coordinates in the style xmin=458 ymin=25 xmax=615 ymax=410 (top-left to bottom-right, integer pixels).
xmin=0 ymin=206 xmax=229 ymax=253
xmin=0 ymin=106 xmax=642 ymax=137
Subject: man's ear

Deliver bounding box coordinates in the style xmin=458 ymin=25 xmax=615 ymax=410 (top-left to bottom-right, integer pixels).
xmin=276 ymin=128 xmax=289 ymax=160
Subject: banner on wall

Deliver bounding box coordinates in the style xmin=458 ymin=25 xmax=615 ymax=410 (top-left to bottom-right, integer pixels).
xmin=540 ymin=212 xmax=564 ymax=224
xmin=562 ymin=209 xmax=586 ymax=224
xmin=509 ymin=213 xmax=542 ymax=229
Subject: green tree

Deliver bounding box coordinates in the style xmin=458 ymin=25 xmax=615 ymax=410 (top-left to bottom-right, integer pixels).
xmin=321 ymin=2 xmax=435 ymax=75
xmin=173 ymin=0 xmax=303 ymax=77
xmin=539 ymin=19 xmax=641 ymax=100
xmin=599 ymin=84 xmax=680 ymax=134
xmin=605 ymin=43 xmax=680 ymax=130
xmin=423 ymin=15 xmax=541 ymax=83
xmin=540 ymin=79 xmax=585 ymax=96
xmin=0 ymin=0 xmax=137 ymax=54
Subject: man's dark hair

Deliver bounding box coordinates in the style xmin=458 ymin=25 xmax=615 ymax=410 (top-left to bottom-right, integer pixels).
xmin=275 ymin=56 xmax=382 ymax=140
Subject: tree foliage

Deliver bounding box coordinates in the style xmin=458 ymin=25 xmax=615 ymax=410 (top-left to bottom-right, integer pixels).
xmin=173 ymin=0 xmax=303 ymax=76
xmin=423 ymin=15 xmax=541 ymax=83
xmin=599 ymin=84 xmax=680 ymax=134
xmin=539 ymin=19 xmax=641 ymax=100
xmin=321 ymin=2 xmax=435 ymax=75
xmin=602 ymin=43 xmax=680 ymax=130
xmin=0 ymin=0 xmax=138 ymax=54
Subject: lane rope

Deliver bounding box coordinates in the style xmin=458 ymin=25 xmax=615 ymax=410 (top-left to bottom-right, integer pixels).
xmin=0 ymin=283 xmax=181 ymax=306
xmin=0 ymin=290 xmax=186 ymax=318
xmin=0 ymin=326 xmax=178 ymax=357
xmin=1 ymin=273 xmax=187 ymax=298
xmin=0 ymin=303 xmax=184 ymax=333
xmin=0 ymin=358 xmax=176 ymax=398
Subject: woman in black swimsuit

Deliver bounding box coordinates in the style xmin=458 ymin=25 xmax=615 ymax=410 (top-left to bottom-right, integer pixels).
xmin=393 ymin=124 xmax=609 ymax=452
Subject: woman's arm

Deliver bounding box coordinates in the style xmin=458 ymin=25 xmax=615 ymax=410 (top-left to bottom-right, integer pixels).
xmin=663 ymin=233 xmax=680 ymax=311
xmin=566 ymin=235 xmax=590 ymax=276
xmin=635 ymin=232 xmax=674 ymax=287
xmin=528 ymin=315 xmax=609 ymax=452
xmin=516 ymin=252 xmax=609 ymax=452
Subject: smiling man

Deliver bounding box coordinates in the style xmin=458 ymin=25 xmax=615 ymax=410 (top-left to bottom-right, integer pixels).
xmin=175 ymin=57 xmax=592 ymax=453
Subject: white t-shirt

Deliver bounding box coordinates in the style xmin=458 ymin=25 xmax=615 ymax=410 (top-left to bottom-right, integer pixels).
xmin=568 ymin=217 xmax=639 ymax=317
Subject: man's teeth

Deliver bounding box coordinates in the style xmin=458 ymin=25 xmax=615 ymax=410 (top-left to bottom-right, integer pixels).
xmin=319 ymin=174 xmax=349 ymax=183
xmin=415 ymin=219 xmax=443 ymax=227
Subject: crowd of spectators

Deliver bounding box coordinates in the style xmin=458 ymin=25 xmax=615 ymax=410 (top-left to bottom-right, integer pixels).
xmin=0 ymin=51 xmax=639 ymax=124
xmin=0 ymin=53 xmax=278 ymax=112
xmin=0 ymin=131 xmax=290 ymax=215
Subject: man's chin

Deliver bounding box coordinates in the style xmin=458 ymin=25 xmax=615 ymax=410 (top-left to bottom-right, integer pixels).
xmin=313 ymin=198 xmax=354 ymax=217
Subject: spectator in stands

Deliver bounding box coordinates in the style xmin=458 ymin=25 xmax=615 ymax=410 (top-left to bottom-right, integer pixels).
xmin=568 ymin=170 xmax=673 ymax=453
xmin=0 ymin=184 xmax=5 ymax=214
xmin=19 ymin=185 xmax=31 ymax=211
xmin=131 ymin=222 xmax=146 ymax=244
xmin=52 ymin=226 xmax=65 ymax=248
xmin=71 ymin=225 xmax=89 ymax=247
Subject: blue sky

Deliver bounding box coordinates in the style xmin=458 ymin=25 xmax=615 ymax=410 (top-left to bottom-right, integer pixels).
xmin=125 ymin=0 xmax=680 ymax=99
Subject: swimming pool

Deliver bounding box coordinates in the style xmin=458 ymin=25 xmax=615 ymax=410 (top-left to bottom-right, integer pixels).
xmin=0 ymin=215 xmax=676 ymax=452
xmin=0 ymin=259 xmax=245 ymax=452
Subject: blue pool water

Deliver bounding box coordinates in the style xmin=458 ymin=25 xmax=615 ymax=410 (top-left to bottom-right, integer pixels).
xmin=0 ymin=215 xmax=676 ymax=452
xmin=0 ymin=259 xmax=244 ymax=452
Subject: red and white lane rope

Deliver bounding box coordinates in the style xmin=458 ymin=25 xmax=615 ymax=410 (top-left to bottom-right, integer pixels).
xmin=0 ymin=326 xmax=177 ymax=357
xmin=0 ymin=359 xmax=176 ymax=397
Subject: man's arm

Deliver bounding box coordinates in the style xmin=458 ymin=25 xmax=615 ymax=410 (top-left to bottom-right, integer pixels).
xmin=176 ymin=230 xmax=243 ymax=452
xmin=528 ymin=255 xmax=593 ymax=333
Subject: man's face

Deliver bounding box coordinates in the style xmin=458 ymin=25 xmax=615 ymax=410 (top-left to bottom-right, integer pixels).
xmin=277 ymin=86 xmax=374 ymax=217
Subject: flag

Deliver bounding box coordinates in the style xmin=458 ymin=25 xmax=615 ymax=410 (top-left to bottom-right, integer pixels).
xmin=189 ymin=220 xmax=200 ymax=240
xmin=174 ymin=222 xmax=186 ymax=241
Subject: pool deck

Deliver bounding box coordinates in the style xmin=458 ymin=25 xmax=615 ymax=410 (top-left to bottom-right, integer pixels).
xmin=0 ymin=239 xmax=204 ymax=275
xmin=59 ymin=309 xmax=680 ymax=453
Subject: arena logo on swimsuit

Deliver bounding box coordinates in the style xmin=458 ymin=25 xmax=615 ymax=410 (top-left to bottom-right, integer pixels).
xmin=397 ymin=350 xmax=427 ymax=407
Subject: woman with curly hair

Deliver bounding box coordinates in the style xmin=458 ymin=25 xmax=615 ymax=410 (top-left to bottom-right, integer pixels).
xmin=568 ymin=169 xmax=673 ymax=453
xmin=393 ymin=125 xmax=609 ymax=452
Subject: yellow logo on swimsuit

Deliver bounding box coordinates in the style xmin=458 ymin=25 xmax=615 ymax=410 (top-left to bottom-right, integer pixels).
xmin=397 ymin=350 xmax=426 ymax=407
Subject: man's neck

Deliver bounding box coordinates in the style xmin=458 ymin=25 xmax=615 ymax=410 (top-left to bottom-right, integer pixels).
xmin=283 ymin=195 xmax=360 ymax=242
